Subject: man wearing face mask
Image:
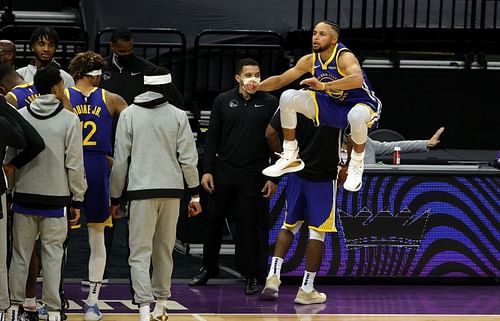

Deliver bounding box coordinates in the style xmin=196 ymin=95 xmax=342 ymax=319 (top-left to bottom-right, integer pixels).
xmin=189 ymin=58 xmax=278 ymax=295
xmin=99 ymin=27 xmax=184 ymax=108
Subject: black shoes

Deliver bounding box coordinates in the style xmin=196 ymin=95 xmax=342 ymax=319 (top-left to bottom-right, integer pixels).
xmin=245 ymin=277 xmax=260 ymax=295
xmin=189 ymin=267 xmax=218 ymax=286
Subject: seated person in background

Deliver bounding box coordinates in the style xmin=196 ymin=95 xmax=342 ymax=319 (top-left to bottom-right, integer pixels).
xmin=363 ymin=127 xmax=445 ymax=164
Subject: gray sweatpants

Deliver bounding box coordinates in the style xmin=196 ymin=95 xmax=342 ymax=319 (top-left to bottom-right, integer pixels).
xmin=9 ymin=211 xmax=67 ymax=311
xmin=0 ymin=193 xmax=8 ymax=311
xmin=128 ymin=198 xmax=180 ymax=305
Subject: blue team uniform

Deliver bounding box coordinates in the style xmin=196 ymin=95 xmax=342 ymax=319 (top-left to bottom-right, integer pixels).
xmin=67 ymin=87 xmax=113 ymax=225
xmin=7 ymin=82 xmax=39 ymax=109
xmin=284 ymin=173 xmax=337 ymax=232
xmin=309 ymin=42 xmax=382 ymax=129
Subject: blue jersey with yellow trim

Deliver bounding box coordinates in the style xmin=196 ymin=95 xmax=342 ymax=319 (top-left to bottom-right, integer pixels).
xmin=8 ymin=82 xmax=39 ymax=109
xmin=312 ymin=42 xmax=380 ymax=109
xmin=67 ymin=87 xmax=113 ymax=154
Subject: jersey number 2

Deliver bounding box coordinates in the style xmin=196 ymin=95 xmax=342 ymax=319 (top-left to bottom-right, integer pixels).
xmin=81 ymin=120 xmax=97 ymax=146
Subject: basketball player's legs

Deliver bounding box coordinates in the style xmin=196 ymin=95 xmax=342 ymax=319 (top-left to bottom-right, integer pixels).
xmin=150 ymin=198 xmax=180 ymax=321
xmin=82 ymin=155 xmax=111 ymax=321
xmin=262 ymin=173 xmax=305 ymax=299
xmin=23 ymin=246 xmax=39 ymax=318
xmin=84 ymin=224 xmax=106 ymax=320
xmin=293 ymin=176 xmax=335 ymax=305
xmin=128 ymin=199 xmax=158 ymax=321
xmin=263 ymin=89 xmax=316 ymax=177
xmin=343 ymin=104 xmax=378 ymax=192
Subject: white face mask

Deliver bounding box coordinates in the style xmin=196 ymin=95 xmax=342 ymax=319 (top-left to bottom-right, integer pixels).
xmin=241 ymin=76 xmax=261 ymax=86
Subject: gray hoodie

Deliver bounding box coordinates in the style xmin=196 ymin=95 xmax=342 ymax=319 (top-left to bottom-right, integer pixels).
xmin=110 ymin=91 xmax=199 ymax=202
xmin=6 ymin=94 xmax=87 ymax=209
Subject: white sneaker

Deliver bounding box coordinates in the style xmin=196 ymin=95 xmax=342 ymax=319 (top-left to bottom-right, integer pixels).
xmin=294 ymin=288 xmax=327 ymax=305
xmin=5 ymin=307 xmax=19 ymax=321
xmin=343 ymin=157 xmax=364 ymax=192
xmin=47 ymin=311 xmax=61 ymax=321
xmin=139 ymin=305 xmax=150 ymax=321
xmin=263 ymin=149 xmax=304 ymax=177
xmin=83 ymin=303 xmax=102 ymax=321
xmin=151 ymin=301 xmax=168 ymax=321
xmin=260 ymin=275 xmax=281 ymax=300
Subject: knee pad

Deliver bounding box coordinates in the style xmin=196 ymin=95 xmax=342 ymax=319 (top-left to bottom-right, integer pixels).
xmin=279 ymin=89 xmax=298 ymax=112
xmin=309 ymin=229 xmax=325 ymax=242
xmin=281 ymin=221 xmax=302 ymax=235
xmin=348 ymin=105 xmax=371 ymax=144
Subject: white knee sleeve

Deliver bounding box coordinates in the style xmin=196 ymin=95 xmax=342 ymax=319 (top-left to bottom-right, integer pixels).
xmin=280 ymin=89 xmax=316 ymax=129
xmin=281 ymin=221 xmax=303 ymax=235
xmin=88 ymin=225 xmax=106 ymax=282
xmin=347 ymin=104 xmax=371 ymax=144
xmin=309 ymin=229 xmax=325 ymax=242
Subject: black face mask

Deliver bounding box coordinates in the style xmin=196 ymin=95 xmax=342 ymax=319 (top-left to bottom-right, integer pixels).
xmin=116 ymin=53 xmax=133 ymax=66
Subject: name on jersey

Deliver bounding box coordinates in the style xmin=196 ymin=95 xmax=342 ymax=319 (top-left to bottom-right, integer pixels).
xmin=72 ymin=104 xmax=102 ymax=117
xmin=25 ymin=93 xmax=40 ymax=105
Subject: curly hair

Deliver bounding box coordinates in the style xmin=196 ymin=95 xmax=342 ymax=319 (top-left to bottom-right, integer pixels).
xmin=68 ymin=51 xmax=107 ymax=80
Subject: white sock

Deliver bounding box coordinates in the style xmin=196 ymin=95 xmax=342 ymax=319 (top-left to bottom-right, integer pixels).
xmin=300 ymin=271 xmax=317 ymax=293
xmin=351 ymin=150 xmax=365 ymax=161
xmin=139 ymin=305 xmax=150 ymax=321
xmin=153 ymin=299 xmax=168 ymax=315
xmin=267 ymin=257 xmax=283 ymax=279
xmin=24 ymin=297 xmax=37 ymax=310
xmin=283 ymin=139 xmax=298 ymax=151
xmin=86 ymin=282 xmax=101 ymax=306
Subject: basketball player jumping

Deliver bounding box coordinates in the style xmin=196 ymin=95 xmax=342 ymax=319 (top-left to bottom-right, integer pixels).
xmin=245 ymin=20 xmax=382 ymax=192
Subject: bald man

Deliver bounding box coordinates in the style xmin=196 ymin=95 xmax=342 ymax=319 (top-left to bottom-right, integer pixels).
xmin=0 ymin=40 xmax=16 ymax=66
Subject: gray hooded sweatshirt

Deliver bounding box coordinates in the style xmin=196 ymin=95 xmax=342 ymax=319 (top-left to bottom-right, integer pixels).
xmin=6 ymin=94 xmax=87 ymax=209
xmin=110 ymin=91 xmax=199 ymax=202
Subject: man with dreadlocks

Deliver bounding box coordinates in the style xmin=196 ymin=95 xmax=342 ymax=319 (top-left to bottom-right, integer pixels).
xmin=67 ymin=51 xmax=127 ymax=321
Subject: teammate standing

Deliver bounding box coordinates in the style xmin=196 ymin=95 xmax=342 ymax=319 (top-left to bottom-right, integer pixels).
xmin=67 ymin=51 xmax=127 ymax=321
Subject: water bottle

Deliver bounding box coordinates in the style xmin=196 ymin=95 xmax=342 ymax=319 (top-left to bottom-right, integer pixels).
xmin=393 ymin=146 xmax=401 ymax=165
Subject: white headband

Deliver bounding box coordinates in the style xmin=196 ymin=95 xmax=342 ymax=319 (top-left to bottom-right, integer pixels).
xmin=86 ymin=69 xmax=102 ymax=76
xmin=144 ymin=74 xmax=172 ymax=85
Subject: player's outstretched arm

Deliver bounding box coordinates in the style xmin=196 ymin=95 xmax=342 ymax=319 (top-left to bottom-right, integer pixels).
xmin=244 ymin=54 xmax=312 ymax=93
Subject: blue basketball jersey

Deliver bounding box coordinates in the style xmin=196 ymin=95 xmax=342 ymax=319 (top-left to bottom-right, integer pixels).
xmin=311 ymin=42 xmax=381 ymax=110
xmin=67 ymin=87 xmax=113 ymax=154
xmin=7 ymin=82 xmax=39 ymax=109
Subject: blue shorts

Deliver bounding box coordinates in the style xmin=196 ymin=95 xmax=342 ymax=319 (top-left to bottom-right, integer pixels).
xmin=284 ymin=173 xmax=337 ymax=232
xmin=83 ymin=153 xmax=110 ymax=224
xmin=311 ymin=91 xmax=380 ymax=130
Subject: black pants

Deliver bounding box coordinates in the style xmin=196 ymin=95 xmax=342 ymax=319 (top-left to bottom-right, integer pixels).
xmin=202 ymin=179 xmax=268 ymax=279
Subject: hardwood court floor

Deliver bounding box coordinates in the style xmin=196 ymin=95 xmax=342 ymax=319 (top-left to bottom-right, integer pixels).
xmin=66 ymin=314 xmax=500 ymax=321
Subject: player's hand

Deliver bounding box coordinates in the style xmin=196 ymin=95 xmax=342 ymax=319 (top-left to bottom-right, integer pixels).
xmin=427 ymin=127 xmax=445 ymax=148
xmin=106 ymin=155 xmax=114 ymax=170
xmin=69 ymin=207 xmax=80 ymax=226
xmin=188 ymin=201 xmax=202 ymax=217
xmin=300 ymin=77 xmax=323 ymax=90
xmin=243 ymin=81 xmax=260 ymax=94
xmin=261 ymin=180 xmax=277 ymax=199
xmin=110 ymin=205 xmax=121 ymax=220
xmin=2 ymin=162 xmax=14 ymax=176
xmin=201 ymin=173 xmax=215 ymax=194
xmin=337 ymin=165 xmax=348 ymax=187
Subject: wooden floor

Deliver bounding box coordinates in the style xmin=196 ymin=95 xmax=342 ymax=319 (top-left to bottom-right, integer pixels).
xmin=66 ymin=313 xmax=500 ymax=321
